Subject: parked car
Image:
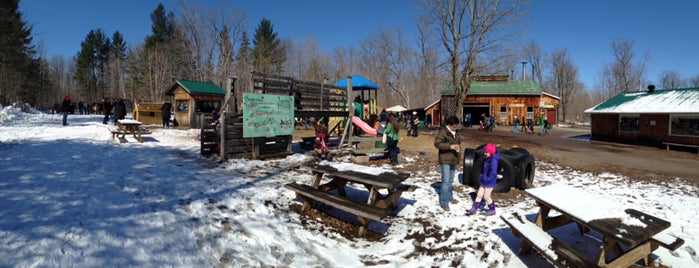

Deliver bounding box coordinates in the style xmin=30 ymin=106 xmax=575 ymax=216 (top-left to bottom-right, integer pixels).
xmin=462 ymin=144 xmax=535 ymax=193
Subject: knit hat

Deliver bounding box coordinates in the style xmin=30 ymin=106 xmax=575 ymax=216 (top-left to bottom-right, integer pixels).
xmin=484 ymin=143 xmax=496 ymax=154
xmin=64 ymin=95 xmax=69 ymax=101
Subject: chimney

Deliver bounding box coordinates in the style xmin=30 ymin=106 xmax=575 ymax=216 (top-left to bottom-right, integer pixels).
xmin=648 ymin=84 xmax=656 ymax=93
xmin=521 ymin=62 xmax=527 ymax=80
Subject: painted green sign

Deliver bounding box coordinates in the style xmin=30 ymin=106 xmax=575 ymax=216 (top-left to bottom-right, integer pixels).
xmin=242 ymin=93 xmax=294 ymax=138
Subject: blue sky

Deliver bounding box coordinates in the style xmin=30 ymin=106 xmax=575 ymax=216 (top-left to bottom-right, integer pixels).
xmin=20 ymin=0 xmax=699 ymax=89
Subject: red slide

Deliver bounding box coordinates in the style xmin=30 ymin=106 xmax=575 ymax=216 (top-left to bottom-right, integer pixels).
xmin=351 ymin=116 xmax=377 ymax=135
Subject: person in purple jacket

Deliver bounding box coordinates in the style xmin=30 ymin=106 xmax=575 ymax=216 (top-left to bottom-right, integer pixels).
xmin=467 ymin=143 xmax=499 ymax=216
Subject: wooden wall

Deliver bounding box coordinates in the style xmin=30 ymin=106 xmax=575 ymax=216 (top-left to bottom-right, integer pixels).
xmin=591 ymin=113 xmax=699 ymax=147
xmin=464 ymin=94 xmax=557 ymax=126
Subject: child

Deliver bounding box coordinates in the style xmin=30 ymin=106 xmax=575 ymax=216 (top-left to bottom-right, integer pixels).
xmin=467 ymin=143 xmax=498 ymax=216
xmin=314 ymin=120 xmax=330 ymax=160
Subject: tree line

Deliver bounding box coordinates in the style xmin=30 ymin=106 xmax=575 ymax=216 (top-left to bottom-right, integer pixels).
xmin=4 ymin=0 xmax=699 ymax=124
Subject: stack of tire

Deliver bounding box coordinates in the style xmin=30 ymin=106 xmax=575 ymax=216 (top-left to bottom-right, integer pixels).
xmin=462 ymin=144 xmax=535 ymax=193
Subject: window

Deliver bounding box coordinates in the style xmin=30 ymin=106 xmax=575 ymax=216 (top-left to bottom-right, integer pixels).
xmin=196 ymin=100 xmax=220 ymax=113
xmin=526 ymin=106 xmax=534 ymax=119
xmin=619 ymin=114 xmax=640 ymax=132
xmin=176 ymin=100 xmax=188 ymax=112
xmin=670 ymin=115 xmax=699 ymax=137
xmin=499 ymin=106 xmax=507 ymax=122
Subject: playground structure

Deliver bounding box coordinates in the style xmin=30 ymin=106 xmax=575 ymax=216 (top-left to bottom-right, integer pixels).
xmin=201 ymin=73 xmax=388 ymax=161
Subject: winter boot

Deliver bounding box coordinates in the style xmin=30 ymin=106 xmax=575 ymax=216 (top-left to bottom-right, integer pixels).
xmin=484 ymin=202 xmax=496 ymax=216
xmin=466 ymin=201 xmax=479 ymax=215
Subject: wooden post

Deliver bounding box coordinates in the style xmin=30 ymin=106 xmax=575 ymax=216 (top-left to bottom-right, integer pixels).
xmin=339 ymin=76 xmax=353 ymax=148
xmin=219 ymin=111 xmax=227 ymax=162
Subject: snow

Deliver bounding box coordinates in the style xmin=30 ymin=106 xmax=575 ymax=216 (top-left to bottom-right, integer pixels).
xmin=1 ymin=103 xmax=698 ymax=267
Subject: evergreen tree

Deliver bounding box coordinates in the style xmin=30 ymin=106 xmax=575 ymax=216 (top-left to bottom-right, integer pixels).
xmin=144 ymin=3 xmax=175 ymax=49
xmin=0 ymin=0 xmax=36 ymax=105
xmin=252 ymin=18 xmax=284 ymax=75
xmin=73 ymin=29 xmax=110 ymax=99
xmin=109 ymin=31 xmax=128 ymax=98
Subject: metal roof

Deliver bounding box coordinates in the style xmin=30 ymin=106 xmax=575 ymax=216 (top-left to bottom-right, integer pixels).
xmin=440 ymin=80 xmax=544 ymax=95
xmin=168 ymin=79 xmax=226 ymax=95
xmin=585 ymin=87 xmax=699 ymax=114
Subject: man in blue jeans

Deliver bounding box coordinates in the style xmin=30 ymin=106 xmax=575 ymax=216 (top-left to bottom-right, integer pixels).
xmin=61 ymin=95 xmax=70 ymax=126
xmin=433 ymin=115 xmax=461 ymax=211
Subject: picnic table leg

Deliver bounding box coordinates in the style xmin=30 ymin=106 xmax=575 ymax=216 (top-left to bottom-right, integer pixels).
xmin=601 ymin=240 xmax=652 ymax=268
xmin=357 ymin=216 xmax=369 ymax=237
xmin=311 ymin=172 xmax=323 ymax=188
xmin=534 ymin=204 xmax=551 ymax=227
xmin=595 ymin=236 xmax=625 ymax=266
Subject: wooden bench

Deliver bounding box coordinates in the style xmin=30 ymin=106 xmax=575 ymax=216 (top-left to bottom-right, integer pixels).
xmin=351 ymin=147 xmax=387 ymax=155
xmin=347 ymin=136 xmax=383 ymax=143
xmin=662 ymin=142 xmax=699 ymax=153
xmin=650 ymin=232 xmax=685 ymax=251
xmin=286 ymin=163 xmax=413 ymax=236
xmin=502 ymin=212 xmax=596 ymax=268
xmin=109 ymin=127 xmax=151 ymax=142
xmin=284 ymin=182 xmax=387 ymax=221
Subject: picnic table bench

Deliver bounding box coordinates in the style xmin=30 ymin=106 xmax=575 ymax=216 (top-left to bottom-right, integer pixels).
xmin=502 ymin=183 xmax=684 ymax=268
xmin=285 ymin=162 xmax=414 ymax=236
xmin=110 ymin=119 xmax=151 ymax=143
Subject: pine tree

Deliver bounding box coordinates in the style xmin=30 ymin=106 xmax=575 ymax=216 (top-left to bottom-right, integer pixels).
xmin=73 ymin=29 xmax=110 ymax=99
xmin=109 ymin=31 xmax=128 ymax=98
xmin=252 ymin=18 xmax=284 ymax=75
xmin=0 ymin=0 xmax=36 ymax=105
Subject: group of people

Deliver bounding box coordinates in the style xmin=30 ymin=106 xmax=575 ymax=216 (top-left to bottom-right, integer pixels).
xmin=436 ymin=115 xmax=498 ymax=216
xmin=59 ymin=96 xmax=127 ymax=126
xmin=512 ymin=116 xmax=549 ymax=136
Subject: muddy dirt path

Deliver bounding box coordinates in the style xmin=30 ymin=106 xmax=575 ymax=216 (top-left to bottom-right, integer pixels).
xmin=294 ymin=124 xmax=698 ymax=185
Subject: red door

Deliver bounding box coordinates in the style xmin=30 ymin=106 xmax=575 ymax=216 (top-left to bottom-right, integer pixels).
xmin=546 ymin=109 xmax=557 ymax=125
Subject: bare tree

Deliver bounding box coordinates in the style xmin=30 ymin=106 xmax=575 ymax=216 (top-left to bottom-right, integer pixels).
xmin=690 ymin=74 xmax=699 ymax=87
xmin=415 ymin=16 xmax=443 ymax=107
xmin=521 ymin=40 xmax=546 ymax=90
xmin=566 ymin=81 xmax=592 ymax=123
xmin=549 ymin=48 xmax=582 ymax=123
xmin=331 ymin=46 xmax=359 ymax=81
xmin=420 ymin=0 xmax=527 ymax=120
xmin=597 ymin=38 xmax=647 ymax=97
xmin=658 ymin=69 xmax=688 ymax=89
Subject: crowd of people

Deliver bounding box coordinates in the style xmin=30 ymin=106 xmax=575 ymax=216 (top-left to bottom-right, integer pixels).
xmin=55 ymin=96 xmax=179 ymax=128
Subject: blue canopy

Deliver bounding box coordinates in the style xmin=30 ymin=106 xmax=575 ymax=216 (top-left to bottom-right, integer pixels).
xmin=334 ymin=74 xmax=379 ymax=90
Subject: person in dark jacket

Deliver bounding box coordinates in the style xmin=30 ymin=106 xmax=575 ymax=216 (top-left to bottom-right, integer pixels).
xmin=161 ymin=101 xmax=172 ymax=128
xmin=467 ymin=143 xmax=499 ymax=216
xmin=113 ymin=98 xmax=127 ymax=125
xmin=433 ymin=115 xmax=461 ymax=211
xmin=102 ymin=98 xmax=111 ymax=124
xmin=384 ymin=113 xmax=401 ymax=165
xmin=61 ymin=95 xmax=71 ymax=126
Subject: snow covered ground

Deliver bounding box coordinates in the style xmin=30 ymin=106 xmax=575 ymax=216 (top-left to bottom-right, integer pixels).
xmin=1 ymin=103 xmax=697 ymax=267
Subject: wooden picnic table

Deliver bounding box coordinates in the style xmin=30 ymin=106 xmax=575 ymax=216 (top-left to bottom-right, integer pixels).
xmin=285 ymin=162 xmax=413 ymax=236
xmin=502 ymin=183 xmax=683 ymax=268
xmin=113 ymin=119 xmax=147 ymax=143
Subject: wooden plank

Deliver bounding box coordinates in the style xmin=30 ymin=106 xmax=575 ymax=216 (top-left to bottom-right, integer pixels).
xmin=284 ymin=183 xmax=386 ymax=221
xmin=303 ymin=164 xmax=409 ymax=189
xmin=351 ymin=148 xmax=387 ymax=155
xmin=650 ymin=232 xmax=685 ymax=251
xmin=501 ymin=212 xmax=596 ymax=268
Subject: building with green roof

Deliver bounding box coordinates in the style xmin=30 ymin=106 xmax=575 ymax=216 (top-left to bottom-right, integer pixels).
xmin=584 ymin=87 xmax=699 ymax=149
xmin=429 ymin=74 xmax=559 ymax=128
xmin=165 ymin=79 xmax=226 ymax=128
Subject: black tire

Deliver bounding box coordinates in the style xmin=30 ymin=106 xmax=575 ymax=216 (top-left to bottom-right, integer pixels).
xmin=498 ymin=148 xmax=520 ymax=165
xmin=493 ymin=157 xmax=515 ymax=193
xmin=509 ymin=147 xmax=530 ymax=156
xmin=516 ymin=154 xmax=536 ymax=189
xmin=469 ymin=152 xmax=515 ymax=193
xmin=462 ymin=148 xmax=476 ymax=185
